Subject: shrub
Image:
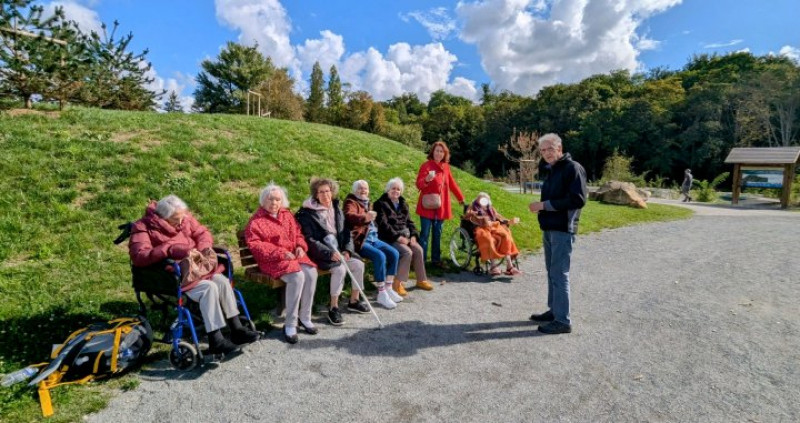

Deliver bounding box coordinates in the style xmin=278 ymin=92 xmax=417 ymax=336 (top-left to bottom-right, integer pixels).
xmin=693 ymin=172 xmax=730 ymax=202
xmin=600 ymin=150 xmax=646 ymax=186
xmin=460 ymin=160 xmax=476 ymax=176
xmin=380 ymin=122 xmax=425 ymax=150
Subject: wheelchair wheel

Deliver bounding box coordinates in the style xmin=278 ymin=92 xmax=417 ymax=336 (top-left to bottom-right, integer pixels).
xmin=239 ymin=314 xmax=257 ymax=332
xmin=169 ymin=341 xmax=198 ymax=371
xmin=449 ymin=227 xmax=474 ymax=270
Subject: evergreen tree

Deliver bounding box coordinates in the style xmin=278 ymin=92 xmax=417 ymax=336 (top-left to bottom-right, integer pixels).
xmin=80 ymin=20 xmax=161 ymax=110
xmin=326 ymin=64 xmax=343 ymax=125
xmin=193 ymin=41 xmax=274 ymax=114
xmin=305 ymin=61 xmax=325 ymax=122
xmin=163 ymin=90 xmax=183 ymax=113
xmin=0 ymin=1 xmax=64 ymax=108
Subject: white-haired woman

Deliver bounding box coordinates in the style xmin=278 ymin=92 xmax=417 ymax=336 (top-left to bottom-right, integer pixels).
xmin=129 ymin=195 xmax=259 ymax=354
xmin=244 ymin=183 xmax=318 ymax=344
xmin=344 ymin=180 xmax=402 ymax=310
xmin=374 ymin=177 xmax=431 ymax=293
xmin=466 ymin=192 xmax=521 ymax=276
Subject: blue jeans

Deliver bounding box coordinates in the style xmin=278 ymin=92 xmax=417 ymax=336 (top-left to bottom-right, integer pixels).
xmin=359 ymin=239 xmax=399 ymax=282
xmin=419 ymin=217 xmax=443 ymax=263
xmin=543 ymin=230 xmax=575 ymax=326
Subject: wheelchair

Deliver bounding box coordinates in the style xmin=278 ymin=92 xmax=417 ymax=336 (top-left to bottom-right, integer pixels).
xmin=115 ymin=223 xmax=256 ymax=371
xmin=448 ymin=205 xmax=519 ymax=276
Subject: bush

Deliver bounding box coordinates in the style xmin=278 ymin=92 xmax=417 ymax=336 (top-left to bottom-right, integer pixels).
xmin=380 ymin=122 xmax=425 ymax=150
xmin=693 ymin=172 xmax=730 ymax=202
xmin=600 ymin=150 xmax=646 ymax=186
xmin=460 ymin=160 xmax=476 ymax=176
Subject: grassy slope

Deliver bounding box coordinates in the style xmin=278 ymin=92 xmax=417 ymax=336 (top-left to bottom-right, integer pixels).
xmin=0 ymin=107 xmax=692 ymax=421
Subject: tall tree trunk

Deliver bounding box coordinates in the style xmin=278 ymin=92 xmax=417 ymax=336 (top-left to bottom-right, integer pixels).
xmin=24 ymin=95 xmax=32 ymax=109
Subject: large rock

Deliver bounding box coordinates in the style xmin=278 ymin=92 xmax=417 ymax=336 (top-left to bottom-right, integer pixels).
xmin=589 ymin=181 xmax=650 ymax=209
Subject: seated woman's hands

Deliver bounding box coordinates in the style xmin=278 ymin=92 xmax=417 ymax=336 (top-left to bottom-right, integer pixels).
xmin=284 ymin=247 xmax=306 ymax=261
xmin=169 ymin=244 xmax=192 ymax=259
xmin=396 ymin=236 xmax=409 ymax=245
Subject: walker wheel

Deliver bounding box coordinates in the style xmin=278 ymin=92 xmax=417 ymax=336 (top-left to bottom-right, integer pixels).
xmin=169 ymin=341 xmax=198 ymax=371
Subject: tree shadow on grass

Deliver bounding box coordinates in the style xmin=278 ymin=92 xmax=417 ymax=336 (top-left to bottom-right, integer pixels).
xmin=294 ymin=320 xmax=543 ymax=357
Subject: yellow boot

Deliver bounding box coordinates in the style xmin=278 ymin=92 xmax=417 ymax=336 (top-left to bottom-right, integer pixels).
xmin=393 ymin=280 xmax=408 ymax=297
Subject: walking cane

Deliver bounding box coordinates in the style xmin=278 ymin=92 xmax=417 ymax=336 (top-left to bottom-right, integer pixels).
xmin=324 ymin=235 xmax=384 ymax=329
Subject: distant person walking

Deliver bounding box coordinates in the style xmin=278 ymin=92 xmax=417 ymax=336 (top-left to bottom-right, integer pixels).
xmin=681 ymin=169 xmax=693 ymax=202
xmin=528 ymin=133 xmax=587 ymax=335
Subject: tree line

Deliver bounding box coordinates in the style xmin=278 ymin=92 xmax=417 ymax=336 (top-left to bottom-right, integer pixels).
xmin=0 ymin=0 xmax=160 ymax=110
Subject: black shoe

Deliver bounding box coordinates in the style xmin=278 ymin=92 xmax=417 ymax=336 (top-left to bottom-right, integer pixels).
xmin=347 ymin=300 xmax=370 ymax=314
xmin=283 ymin=327 xmax=299 ymax=344
xmin=230 ymin=327 xmax=260 ymax=345
xmin=297 ymin=319 xmax=319 ymax=335
xmin=538 ymin=321 xmax=572 ymax=334
xmin=529 ymin=310 xmax=555 ymax=322
xmin=327 ymin=307 xmax=344 ymax=326
xmin=208 ymin=330 xmax=240 ymax=355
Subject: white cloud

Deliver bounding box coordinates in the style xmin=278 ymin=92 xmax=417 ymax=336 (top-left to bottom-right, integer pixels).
xmin=703 ymin=39 xmax=744 ymax=49
xmin=778 ymin=45 xmax=799 ymax=63
xmin=400 ymin=7 xmax=458 ymax=41
xmin=457 ymin=0 xmax=682 ymax=95
xmin=43 ymin=0 xmax=104 ymax=35
xmin=215 ymin=0 xmax=477 ymax=102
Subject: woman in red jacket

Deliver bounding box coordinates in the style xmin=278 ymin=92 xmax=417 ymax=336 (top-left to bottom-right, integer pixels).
xmin=245 ymin=184 xmax=318 ymax=344
xmin=129 ymin=195 xmax=259 ymax=355
xmin=416 ymin=141 xmax=465 ymax=270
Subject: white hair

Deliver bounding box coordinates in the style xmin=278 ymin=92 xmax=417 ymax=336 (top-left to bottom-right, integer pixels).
xmin=385 ymin=177 xmax=404 ymax=193
xmin=155 ymin=194 xmax=188 ymax=219
xmin=476 ymin=192 xmax=491 ymax=205
xmin=351 ymin=179 xmax=369 ymax=194
xmin=259 ymin=183 xmax=290 ymax=208
xmin=539 ymin=133 xmax=562 ymax=147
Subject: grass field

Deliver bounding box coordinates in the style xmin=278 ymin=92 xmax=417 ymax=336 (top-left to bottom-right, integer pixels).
xmin=0 ymin=107 xmax=692 ymax=421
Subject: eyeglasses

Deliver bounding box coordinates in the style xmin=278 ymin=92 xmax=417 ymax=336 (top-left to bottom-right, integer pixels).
xmin=539 ymin=146 xmax=557 ymax=153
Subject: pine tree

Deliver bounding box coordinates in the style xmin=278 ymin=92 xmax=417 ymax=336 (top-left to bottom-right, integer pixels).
xmin=305 ymin=61 xmax=325 ymax=122
xmin=193 ymin=41 xmax=274 ymax=114
xmin=326 ymin=64 xmax=343 ymax=125
xmin=0 ymin=1 xmax=64 ymax=108
xmin=163 ymin=90 xmax=182 ymax=113
xmin=80 ymin=20 xmax=162 ymax=110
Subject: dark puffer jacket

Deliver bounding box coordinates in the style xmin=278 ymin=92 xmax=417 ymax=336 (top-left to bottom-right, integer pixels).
xmin=373 ymin=192 xmax=419 ymax=243
xmin=295 ymin=199 xmax=358 ymax=271
xmin=537 ymin=153 xmax=587 ymax=234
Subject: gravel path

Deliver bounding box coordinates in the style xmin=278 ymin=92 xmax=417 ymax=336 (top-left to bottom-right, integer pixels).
xmin=89 ymin=202 xmax=800 ymax=422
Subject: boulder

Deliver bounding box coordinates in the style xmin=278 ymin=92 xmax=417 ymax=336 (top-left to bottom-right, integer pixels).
xmin=589 ymin=181 xmax=650 ymax=209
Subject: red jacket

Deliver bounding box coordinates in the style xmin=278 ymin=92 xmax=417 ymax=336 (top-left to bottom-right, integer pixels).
xmin=415 ymin=159 xmax=464 ymax=220
xmin=128 ymin=202 xmax=222 ymax=291
xmin=244 ymin=207 xmax=316 ymax=279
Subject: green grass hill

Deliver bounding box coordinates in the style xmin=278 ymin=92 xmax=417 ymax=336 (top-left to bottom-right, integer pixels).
xmin=0 ymin=107 xmax=691 ymax=421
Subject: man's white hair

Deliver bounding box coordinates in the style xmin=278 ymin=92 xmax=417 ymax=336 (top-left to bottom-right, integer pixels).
xmin=351 ymin=179 xmax=369 ymax=194
xmin=385 ymin=177 xmax=404 ymax=193
xmin=539 ymin=133 xmax=562 ymax=147
xmin=155 ymin=194 xmax=188 ymax=219
xmin=259 ymin=183 xmax=290 ymax=208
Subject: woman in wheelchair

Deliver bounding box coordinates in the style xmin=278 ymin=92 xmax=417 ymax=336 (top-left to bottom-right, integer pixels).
xmin=465 ymin=192 xmax=521 ymax=276
xmin=129 ymin=195 xmax=259 ymax=355
xmin=245 ymin=183 xmax=318 ymax=344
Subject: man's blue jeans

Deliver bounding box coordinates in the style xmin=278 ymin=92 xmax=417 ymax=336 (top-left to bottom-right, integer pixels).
xmin=359 ymin=239 xmax=399 ymax=282
xmin=543 ymin=230 xmax=575 ymax=326
xmin=419 ymin=217 xmax=443 ymax=263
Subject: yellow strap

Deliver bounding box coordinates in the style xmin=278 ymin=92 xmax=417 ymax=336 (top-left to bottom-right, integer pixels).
xmin=38 ymin=381 xmax=53 ymax=417
xmin=110 ymin=327 xmax=122 ymax=372
xmin=93 ymin=350 xmax=108 ymax=374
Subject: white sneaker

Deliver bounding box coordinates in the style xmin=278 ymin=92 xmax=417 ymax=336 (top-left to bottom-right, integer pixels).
xmin=386 ymin=286 xmax=403 ymax=303
xmin=376 ymin=290 xmax=397 ymax=309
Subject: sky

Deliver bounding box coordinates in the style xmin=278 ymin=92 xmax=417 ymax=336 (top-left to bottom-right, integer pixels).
xmin=39 ymin=0 xmax=800 ymax=110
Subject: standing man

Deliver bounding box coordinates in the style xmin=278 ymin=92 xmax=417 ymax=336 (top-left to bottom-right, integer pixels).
xmin=528 ymin=133 xmax=587 ymax=334
xmin=681 ymin=169 xmax=693 ymax=202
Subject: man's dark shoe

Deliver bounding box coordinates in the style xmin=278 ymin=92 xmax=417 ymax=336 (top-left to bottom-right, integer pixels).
xmin=208 ymin=330 xmax=240 ymax=355
xmin=297 ymin=319 xmax=319 ymax=335
xmin=538 ymin=321 xmax=572 ymax=335
xmin=231 ymin=328 xmax=260 ymax=345
xmin=327 ymin=307 xmax=344 ymax=325
xmin=347 ymin=300 xmax=370 ymax=314
xmin=529 ymin=310 xmax=555 ymax=322
xmin=283 ymin=327 xmax=299 ymax=344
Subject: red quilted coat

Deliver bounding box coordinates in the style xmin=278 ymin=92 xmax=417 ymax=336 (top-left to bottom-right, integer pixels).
xmin=415 ymin=159 xmax=464 ymax=220
xmin=128 ymin=202 xmax=223 ymax=291
xmin=244 ymin=207 xmax=316 ymax=279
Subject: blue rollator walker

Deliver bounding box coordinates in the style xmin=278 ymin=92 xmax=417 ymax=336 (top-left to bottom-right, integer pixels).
xmin=115 ymin=223 xmax=257 ymax=371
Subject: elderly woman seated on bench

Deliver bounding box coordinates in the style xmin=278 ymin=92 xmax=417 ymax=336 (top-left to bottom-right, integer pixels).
xmin=244 ymin=183 xmax=318 ymax=344
xmin=465 ymin=192 xmax=521 ymax=276
xmin=128 ymin=195 xmax=259 ymax=354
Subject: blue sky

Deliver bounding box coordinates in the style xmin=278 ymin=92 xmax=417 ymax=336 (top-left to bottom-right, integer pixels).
xmin=42 ymin=0 xmax=799 ymax=109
